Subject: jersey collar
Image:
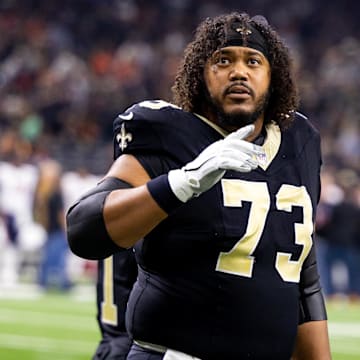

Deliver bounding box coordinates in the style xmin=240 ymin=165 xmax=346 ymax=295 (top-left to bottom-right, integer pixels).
xmin=195 ymin=113 xmax=281 ymax=171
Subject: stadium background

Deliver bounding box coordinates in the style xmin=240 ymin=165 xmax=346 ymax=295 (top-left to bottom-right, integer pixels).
xmin=0 ymin=0 xmax=359 ymax=175
xmin=0 ymin=0 xmax=359 ymax=359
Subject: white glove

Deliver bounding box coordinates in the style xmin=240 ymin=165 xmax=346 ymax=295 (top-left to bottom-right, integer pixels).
xmin=168 ymin=124 xmax=265 ymax=202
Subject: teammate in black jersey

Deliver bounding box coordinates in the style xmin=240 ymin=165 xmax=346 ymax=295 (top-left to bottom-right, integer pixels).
xmin=92 ymin=250 xmax=137 ymax=360
xmin=67 ymin=12 xmax=331 ymax=360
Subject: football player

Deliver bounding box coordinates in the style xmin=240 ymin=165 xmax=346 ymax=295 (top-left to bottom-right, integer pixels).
xmin=92 ymin=250 xmax=137 ymax=360
xmin=67 ymin=12 xmax=331 ymax=360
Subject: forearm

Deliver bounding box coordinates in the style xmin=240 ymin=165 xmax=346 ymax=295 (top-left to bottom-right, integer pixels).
xmin=66 ymin=176 xmax=168 ymax=259
xmin=104 ymin=184 xmax=167 ymax=248
xmin=292 ymin=320 xmax=331 ymax=360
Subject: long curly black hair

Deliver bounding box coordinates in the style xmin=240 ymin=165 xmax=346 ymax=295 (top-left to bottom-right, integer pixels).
xmin=171 ymin=12 xmax=299 ymax=128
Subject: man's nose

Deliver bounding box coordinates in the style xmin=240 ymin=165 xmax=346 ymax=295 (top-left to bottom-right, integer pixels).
xmin=229 ymin=61 xmax=248 ymax=81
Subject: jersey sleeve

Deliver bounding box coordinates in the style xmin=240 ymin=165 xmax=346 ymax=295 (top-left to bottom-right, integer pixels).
xmin=294 ymin=113 xmax=322 ymax=211
xmin=298 ymin=245 xmax=327 ymax=323
xmin=296 ymin=114 xmax=326 ymax=323
xmin=112 ymin=100 xmax=201 ymax=177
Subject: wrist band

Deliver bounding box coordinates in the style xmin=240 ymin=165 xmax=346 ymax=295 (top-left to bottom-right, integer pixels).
xmin=147 ymin=174 xmax=184 ymax=214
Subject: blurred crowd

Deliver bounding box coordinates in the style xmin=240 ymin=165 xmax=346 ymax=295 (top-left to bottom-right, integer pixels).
xmin=0 ymin=0 xmax=359 ymax=299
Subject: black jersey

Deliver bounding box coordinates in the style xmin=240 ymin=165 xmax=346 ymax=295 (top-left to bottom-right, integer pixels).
xmin=113 ymin=100 xmax=322 ymax=360
xmin=94 ymin=249 xmax=137 ymax=359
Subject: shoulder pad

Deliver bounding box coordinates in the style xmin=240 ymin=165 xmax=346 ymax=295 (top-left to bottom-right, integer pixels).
xmin=113 ymin=100 xmax=188 ymax=158
xmin=292 ymin=111 xmax=319 ymax=137
xmin=295 ymin=111 xmax=308 ymax=120
xmin=283 ymin=111 xmax=320 ymax=161
xmin=115 ymin=100 xmax=181 ymax=125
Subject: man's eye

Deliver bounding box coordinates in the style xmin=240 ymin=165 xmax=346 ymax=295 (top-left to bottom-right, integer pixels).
xmin=249 ymin=58 xmax=261 ymax=65
xmin=218 ymin=57 xmax=230 ymax=65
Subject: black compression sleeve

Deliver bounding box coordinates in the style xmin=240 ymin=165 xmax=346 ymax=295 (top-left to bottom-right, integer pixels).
xmin=66 ymin=177 xmax=131 ymax=260
xmin=298 ymin=246 xmax=327 ymax=324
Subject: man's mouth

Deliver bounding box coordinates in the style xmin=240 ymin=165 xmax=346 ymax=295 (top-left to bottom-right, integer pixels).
xmin=225 ymin=83 xmax=253 ymax=99
xmin=227 ymin=85 xmax=251 ymax=95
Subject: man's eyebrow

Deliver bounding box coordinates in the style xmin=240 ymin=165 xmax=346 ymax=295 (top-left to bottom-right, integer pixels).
xmin=246 ymin=49 xmax=265 ymax=57
xmin=218 ymin=48 xmax=264 ymax=57
xmin=218 ymin=49 xmax=232 ymax=55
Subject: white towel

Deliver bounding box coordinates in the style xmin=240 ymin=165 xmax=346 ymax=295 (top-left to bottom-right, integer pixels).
xmin=163 ymin=349 xmax=201 ymax=360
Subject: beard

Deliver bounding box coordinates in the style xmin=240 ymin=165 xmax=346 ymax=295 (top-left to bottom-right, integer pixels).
xmin=205 ymin=90 xmax=270 ymax=129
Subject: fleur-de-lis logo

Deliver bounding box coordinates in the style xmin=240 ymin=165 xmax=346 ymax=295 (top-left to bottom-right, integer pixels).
xmin=116 ymin=123 xmax=133 ymax=151
xmin=235 ymin=26 xmax=252 ymax=36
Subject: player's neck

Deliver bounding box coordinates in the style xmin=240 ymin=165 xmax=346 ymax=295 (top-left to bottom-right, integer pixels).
xmin=206 ymin=114 xmax=265 ymax=142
